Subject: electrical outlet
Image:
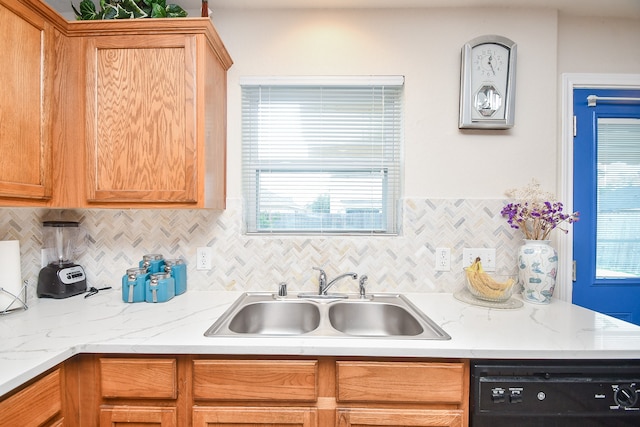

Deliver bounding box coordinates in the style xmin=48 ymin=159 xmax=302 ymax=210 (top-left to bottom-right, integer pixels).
xmin=435 ymin=247 xmax=451 ymax=271
xmin=196 ymin=247 xmax=213 ymax=270
xmin=462 ymin=248 xmax=496 ymax=271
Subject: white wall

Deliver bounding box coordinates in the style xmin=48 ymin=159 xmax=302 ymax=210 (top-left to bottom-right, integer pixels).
xmin=558 ymin=15 xmax=640 ymax=74
xmin=212 ymin=7 xmax=640 ymax=202
xmin=212 ymin=7 xmax=560 ymax=200
xmin=10 ymin=6 xmax=639 ymax=299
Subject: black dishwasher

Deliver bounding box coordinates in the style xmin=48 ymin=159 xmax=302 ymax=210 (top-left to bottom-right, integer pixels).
xmin=471 ymin=360 xmax=640 ymax=426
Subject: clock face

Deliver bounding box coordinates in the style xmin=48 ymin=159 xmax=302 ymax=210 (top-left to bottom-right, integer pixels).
xmin=470 ymin=43 xmax=510 ymax=120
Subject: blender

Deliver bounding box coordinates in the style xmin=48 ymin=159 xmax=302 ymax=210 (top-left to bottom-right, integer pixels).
xmin=37 ymin=221 xmax=87 ymax=298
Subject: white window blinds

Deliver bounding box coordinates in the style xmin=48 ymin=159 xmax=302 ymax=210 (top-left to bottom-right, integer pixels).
xmin=241 ymin=76 xmax=404 ymax=234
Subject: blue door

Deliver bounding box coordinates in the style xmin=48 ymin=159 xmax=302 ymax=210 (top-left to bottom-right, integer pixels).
xmin=573 ymin=88 xmax=640 ymax=326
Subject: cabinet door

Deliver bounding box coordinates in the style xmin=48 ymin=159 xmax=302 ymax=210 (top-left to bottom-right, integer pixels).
xmin=0 ymin=0 xmax=52 ymax=201
xmin=85 ymin=34 xmax=197 ymax=204
xmin=100 ymin=406 xmax=177 ymax=427
xmin=192 ymin=407 xmax=317 ymax=427
xmin=336 ymin=408 xmax=463 ymax=427
xmin=0 ymin=369 xmax=62 ymax=427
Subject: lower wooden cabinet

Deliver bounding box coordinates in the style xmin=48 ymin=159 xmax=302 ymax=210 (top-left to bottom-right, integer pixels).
xmin=192 ymin=407 xmax=317 ymax=427
xmin=336 ymin=408 xmax=463 ymax=427
xmin=99 ymin=358 xmax=178 ymax=400
xmin=336 ymin=361 xmax=466 ymax=404
xmin=191 ymin=359 xmax=319 ymax=426
xmin=335 ymin=361 xmax=467 ymax=427
xmin=192 ymin=359 xmax=318 ymax=401
xmin=189 ymin=357 xmax=468 ymax=427
xmin=99 ymin=406 xmax=177 ymax=427
xmin=95 ymin=357 xmax=180 ymax=427
xmin=0 ymin=368 xmax=63 ymax=427
xmin=5 ymin=355 xmax=468 ymax=427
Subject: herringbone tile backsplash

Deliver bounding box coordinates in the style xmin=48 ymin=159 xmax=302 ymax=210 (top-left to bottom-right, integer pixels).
xmin=0 ymin=198 xmax=522 ymax=302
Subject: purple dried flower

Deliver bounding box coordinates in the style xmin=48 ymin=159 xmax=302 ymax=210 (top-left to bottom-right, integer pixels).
xmin=501 ymin=181 xmax=579 ymax=240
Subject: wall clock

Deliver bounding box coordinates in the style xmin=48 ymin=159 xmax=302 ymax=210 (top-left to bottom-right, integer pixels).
xmin=459 ymin=35 xmax=517 ymax=129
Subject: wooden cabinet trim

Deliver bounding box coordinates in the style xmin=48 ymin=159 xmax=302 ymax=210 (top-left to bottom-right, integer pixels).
xmin=336 ymin=361 xmax=466 ymax=404
xmin=100 ymin=357 xmax=177 ymax=399
xmin=193 ymin=359 xmax=319 ymax=402
xmin=65 ymin=18 xmax=233 ymax=71
xmin=0 ymin=0 xmax=45 ymax=27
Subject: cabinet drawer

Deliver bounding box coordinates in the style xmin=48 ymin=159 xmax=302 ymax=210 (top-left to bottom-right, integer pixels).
xmin=100 ymin=406 xmax=177 ymax=426
xmin=336 ymin=408 xmax=464 ymax=427
xmin=100 ymin=358 xmax=177 ymax=399
xmin=193 ymin=407 xmax=317 ymax=427
xmin=0 ymin=369 xmax=61 ymax=427
xmin=337 ymin=361 xmax=465 ymax=404
xmin=193 ymin=360 xmax=318 ymax=401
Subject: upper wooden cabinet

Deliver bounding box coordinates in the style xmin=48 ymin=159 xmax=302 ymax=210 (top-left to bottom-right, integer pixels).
xmin=85 ymin=34 xmax=200 ymax=205
xmin=66 ymin=19 xmax=232 ymax=209
xmin=0 ymin=0 xmax=54 ymax=202
xmin=0 ymin=0 xmax=232 ymax=209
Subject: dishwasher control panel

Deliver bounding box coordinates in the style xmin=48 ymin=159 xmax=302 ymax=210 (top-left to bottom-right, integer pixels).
xmin=479 ymin=380 xmax=639 ymax=413
xmin=471 ymin=360 xmax=640 ymax=426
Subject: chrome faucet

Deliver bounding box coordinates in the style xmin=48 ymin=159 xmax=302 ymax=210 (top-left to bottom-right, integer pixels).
xmin=358 ymin=275 xmax=368 ymax=298
xmin=313 ymin=267 xmax=358 ymax=295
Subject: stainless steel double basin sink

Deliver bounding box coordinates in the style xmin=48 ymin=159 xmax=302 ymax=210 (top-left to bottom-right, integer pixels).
xmin=204 ymin=292 xmax=450 ymax=340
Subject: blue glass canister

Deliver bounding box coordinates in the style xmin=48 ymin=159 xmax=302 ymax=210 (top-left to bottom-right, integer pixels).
xmin=139 ymin=253 xmax=165 ymax=274
xmin=145 ymin=272 xmax=175 ymax=303
xmin=122 ymin=267 xmax=148 ymax=303
xmin=164 ymin=258 xmax=187 ymax=295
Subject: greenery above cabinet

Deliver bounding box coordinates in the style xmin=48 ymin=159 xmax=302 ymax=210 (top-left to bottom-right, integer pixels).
xmin=72 ymin=0 xmax=188 ymax=20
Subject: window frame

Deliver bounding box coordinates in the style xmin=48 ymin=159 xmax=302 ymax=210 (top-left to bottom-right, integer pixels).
xmin=241 ymin=76 xmax=404 ymax=236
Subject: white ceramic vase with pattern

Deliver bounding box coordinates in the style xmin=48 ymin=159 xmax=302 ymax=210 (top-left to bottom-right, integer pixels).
xmin=518 ymin=240 xmax=558 ymax=304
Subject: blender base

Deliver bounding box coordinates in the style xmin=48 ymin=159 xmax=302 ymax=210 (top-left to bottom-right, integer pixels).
xmin=37 ymin=263 xmax=87 ymax=299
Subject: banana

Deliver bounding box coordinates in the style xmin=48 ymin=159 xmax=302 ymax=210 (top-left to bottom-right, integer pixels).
xmin=465 ymin=257 xmax=515 ymax=300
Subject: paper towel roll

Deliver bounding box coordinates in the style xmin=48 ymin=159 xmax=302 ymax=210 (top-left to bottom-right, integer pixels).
xmin=0 ymin=240 xmax=24 ymax=311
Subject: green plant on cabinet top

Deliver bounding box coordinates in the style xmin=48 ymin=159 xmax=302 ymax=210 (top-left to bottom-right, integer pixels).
xmin=72 ymin=0 xmax=187 ymax=20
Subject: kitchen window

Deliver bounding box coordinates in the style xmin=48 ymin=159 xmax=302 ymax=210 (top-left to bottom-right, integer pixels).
xmin=241 ymin=76 xmax=404 ymax=235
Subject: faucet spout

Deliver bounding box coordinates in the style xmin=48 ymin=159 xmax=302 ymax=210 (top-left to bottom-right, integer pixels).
xmin=321 ymin=272 xmax=358 ymax=295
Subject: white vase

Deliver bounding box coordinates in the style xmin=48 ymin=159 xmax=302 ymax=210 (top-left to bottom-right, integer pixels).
xmin=518 ymin=239 xmax=558 ymax=304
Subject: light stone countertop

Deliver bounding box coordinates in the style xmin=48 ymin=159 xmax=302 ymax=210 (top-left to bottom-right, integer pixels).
xmin=2 ymin=289 xmax=640 ymax=397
